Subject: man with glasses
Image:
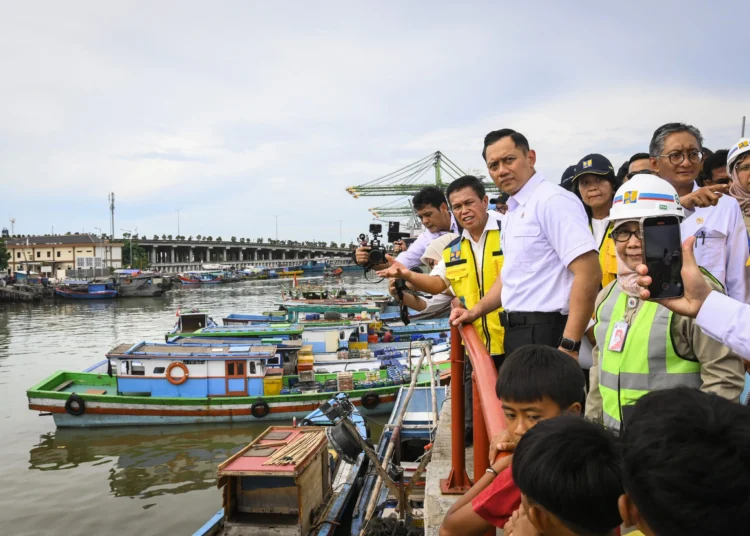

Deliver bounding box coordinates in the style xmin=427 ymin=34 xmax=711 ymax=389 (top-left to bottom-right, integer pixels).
xmin=649 ymin=123 xmax=748 ymax=303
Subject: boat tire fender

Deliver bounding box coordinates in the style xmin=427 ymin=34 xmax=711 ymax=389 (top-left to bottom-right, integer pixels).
xmin=65 ymin=393 xmax=86 ymax=416
xmin=361 ymin=392 xmax=380 ymax=410
xmin=251 ymin=400 xmax=270 ymax=419
xmin=165 ymin=362 xmax=189 ymax=385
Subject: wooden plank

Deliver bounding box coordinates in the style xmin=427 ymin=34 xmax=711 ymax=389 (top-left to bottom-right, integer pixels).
xmin=53 ymin=380 xmax=75 ymax=392
xmin=85 ymin=389 xmax=107 ymax=395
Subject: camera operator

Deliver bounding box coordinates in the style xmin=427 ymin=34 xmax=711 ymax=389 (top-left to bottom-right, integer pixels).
xmin=355 ymin=186 xmax=459 ymax=270
xmin=388 ymin=233 xmax=459 ymax=316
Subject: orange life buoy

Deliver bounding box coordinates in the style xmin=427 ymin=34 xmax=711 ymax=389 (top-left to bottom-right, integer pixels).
xmin=166 ymin=362 xmax=189 ymax=385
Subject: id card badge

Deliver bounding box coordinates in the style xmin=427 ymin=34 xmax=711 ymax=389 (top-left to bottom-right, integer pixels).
xmin=607 ymin=322 xmax=629 ymax=353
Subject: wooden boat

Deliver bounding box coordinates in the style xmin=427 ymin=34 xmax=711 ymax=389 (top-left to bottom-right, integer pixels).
xmin=324 ymin=267 xmax=343 ymax=277
xmin=195 ymin=395 xmax=369 ymax=536
xmin=349 ymin=385 xmax=445 ymax=535
xmin=168 ymin=311 xmax=219 ymax=338
xmin=26 ymin=341 xmax=450 ymax=428
xmin=167 ymin=336 xmax=451 ymax=375
xmin=179 ymin=271 xmax=223 ymax=285
xmin=178 ymin=273 xmax=201 ymax=285
xmin=55 ymin=282 xmax=118 ymax=299
xmin=112 ymin=269 xmax=166 ymax=297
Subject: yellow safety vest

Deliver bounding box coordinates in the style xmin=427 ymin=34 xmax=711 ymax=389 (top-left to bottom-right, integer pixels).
xmin=442 ymin=221 xmax=504 ymax=355
xmin=594 ymin=282 xmax=701 ymax=431
xmin=591 ymin=221 xmax=618 ymax=288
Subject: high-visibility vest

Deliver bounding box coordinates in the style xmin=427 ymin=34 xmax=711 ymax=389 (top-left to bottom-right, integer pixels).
xmin=443 ymin=220 xmax=505 ymax=355
xmin=591 ymin=221 xmax=618 ymax=288
xmin=594 ymin=283 xmax=701 ymax=431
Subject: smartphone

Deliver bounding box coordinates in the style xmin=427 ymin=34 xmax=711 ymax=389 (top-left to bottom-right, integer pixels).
xmin=641 ymin=216 xmax=683 ymax=300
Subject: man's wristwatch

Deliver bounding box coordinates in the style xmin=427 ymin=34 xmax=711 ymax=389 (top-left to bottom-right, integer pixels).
xmin=558 ymin=337 xmax=581 ymax=352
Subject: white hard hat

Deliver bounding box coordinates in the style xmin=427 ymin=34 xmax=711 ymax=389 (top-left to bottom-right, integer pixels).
xmin=609 ymin=173 xmax=684 ymax=222
xmin=727 ymin=138 xmax=750 ymax=177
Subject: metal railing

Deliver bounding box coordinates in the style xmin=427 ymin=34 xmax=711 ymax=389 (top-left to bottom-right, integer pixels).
xmin=441 ymin=300 xmax=508 ymax=494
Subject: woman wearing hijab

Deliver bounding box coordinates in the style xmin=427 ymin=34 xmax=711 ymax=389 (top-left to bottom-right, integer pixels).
xmin=585 ymin=174 xmax=744 ymax=432
xmin=727 ymin=139 xmax=750 ymax=240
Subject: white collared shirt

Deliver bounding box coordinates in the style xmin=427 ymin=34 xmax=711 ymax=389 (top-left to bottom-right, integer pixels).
xmin=697 ymin=291 xmax=750 ymax=359
xmin=501 ymin=172 xmax=596 ymax=313
xmin=431 ymin=214 xmax=500 ymax=288
xmin=681 ymin=183 xmax=749 ymax=303
xmin=395 ymin=214 xmax=460 ymax=269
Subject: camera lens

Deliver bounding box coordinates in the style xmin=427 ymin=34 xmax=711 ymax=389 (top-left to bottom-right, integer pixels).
xmin=370 ymin=250 xmax=385 ymax=265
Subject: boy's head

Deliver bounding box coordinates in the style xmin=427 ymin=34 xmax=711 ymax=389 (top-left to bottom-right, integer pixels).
xmin=619 ymin=388 xmax=750 ymax=536
xmin=495 ymin=345 xmax=585 ymax=442
xmin=512 ymin=417 xmax=623 ymax=536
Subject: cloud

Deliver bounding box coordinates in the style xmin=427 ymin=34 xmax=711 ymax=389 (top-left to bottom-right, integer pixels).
xmin=1 ymin=1 xmax=748 ymax=241
xmin=404 ymin=85 xmax=750 ymax=180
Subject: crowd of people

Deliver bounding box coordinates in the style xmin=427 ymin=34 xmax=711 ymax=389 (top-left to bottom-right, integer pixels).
xmin=355 ymin=123 xmax=750 ymax=535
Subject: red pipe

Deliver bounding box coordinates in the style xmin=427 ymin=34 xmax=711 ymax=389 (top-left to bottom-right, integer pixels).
xmin=440 ymin=322 xmax=471 ymax=494
xmin=472 ymin=376 xmax=490 ymax=480
xmin=456 ymin=324 xmax=505 ymax=441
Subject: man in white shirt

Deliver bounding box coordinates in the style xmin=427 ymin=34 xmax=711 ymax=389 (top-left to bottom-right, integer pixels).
xmin=648 ymin=122 xmax=748 ymax=303
xmin=450 ymin=129 xmax=601 ymax=358
xmin=355 ymin=186 xmax=459 ymax=270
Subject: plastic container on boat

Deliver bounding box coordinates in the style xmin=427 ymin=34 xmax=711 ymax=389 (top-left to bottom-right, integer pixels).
xmin=263 ymin=376 xmax=283 ymax=396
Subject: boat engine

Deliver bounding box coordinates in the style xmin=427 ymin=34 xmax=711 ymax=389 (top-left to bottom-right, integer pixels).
xmin=321 ymin=395 xmax=365 ymax=464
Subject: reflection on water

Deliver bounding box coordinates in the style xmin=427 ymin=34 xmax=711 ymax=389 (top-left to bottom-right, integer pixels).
xmin=29 ymin=423 xmax=267 ymax=499
xmin=0 ymin=276 xmax=388 ymax=535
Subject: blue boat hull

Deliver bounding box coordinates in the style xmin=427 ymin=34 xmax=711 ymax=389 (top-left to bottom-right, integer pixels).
xmin=55 ymin=290 xmax=118 ymax=299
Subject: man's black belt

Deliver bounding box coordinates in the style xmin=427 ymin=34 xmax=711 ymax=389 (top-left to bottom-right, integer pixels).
xmin=500 ymin=310 xmax=566 ymax=328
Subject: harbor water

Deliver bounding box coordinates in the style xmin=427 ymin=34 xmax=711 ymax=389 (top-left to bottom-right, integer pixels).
xmin=0 ymin=276 xmax=387 ymax=536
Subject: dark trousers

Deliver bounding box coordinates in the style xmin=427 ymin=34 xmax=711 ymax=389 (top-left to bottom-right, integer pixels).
xmin=501 ymin=311 xmax=568 ymax=356
xmin=464 ymin=353 xmax=505 ymax=428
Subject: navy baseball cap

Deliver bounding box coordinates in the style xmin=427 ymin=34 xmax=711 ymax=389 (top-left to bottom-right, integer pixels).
xmin=560 ymin=165 xmax=576 ymax=190
xmin=573 ymin=154 xmax=615 ymax=182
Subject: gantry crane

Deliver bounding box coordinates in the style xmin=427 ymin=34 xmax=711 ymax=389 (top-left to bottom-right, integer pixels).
xmin=346 ymin=151 xmax=498 ymax=221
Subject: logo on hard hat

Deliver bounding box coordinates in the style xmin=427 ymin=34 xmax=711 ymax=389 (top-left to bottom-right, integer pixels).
xmin=659 ymin=204 xmax=668 ymax=210
xmin=582 ymin=159 xmax=592 ymax=169
xmin=623 ymin=191 xmax=638 ymax=204
xmin=740 ymin=141 xmax=749 ymax=149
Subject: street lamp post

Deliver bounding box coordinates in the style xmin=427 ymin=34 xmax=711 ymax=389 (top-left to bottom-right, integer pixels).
xmin=176 ymin=208 xmax=181 ymax=237
xmin=121 ymin=228 xmax=133 ymax=268
xmin=338 ymin=219 xmax=343 ymax=245
xmin=94 ymin=227 xmax=104 ymax=276
xmin=274 ymin=215 xmax=279 ymax=240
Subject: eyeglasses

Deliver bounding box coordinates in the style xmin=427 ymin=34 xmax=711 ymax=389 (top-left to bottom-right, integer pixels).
xmin=611 ymin=228 xmax=643 ymax=242
xmin=658 ymin=150 xmax=703 ymax=165
xmin=625 ymin=169 xmax=656 ymax=180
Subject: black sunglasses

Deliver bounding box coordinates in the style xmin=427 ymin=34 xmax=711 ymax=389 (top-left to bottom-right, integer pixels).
xmin=625 ymin=169 xmax=656 ymax=180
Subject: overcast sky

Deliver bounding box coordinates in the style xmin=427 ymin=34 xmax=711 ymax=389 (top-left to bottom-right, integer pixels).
xmin=1 ymin=1 xmax=748 ymax=243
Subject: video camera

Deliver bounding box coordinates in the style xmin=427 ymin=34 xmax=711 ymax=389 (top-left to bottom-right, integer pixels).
xmin=358 ymin=224 xmax=387 ymax=268
xmin=358 ymin=222 xmax=413 ymax=270
xmin=386 ymin=221 xmax=410 ymax=243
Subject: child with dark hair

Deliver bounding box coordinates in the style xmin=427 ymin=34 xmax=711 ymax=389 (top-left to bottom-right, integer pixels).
xmin=439 ymin=346 xmax=585 ymax=536
xmin=507 ymin=416 xmax=622 ymax=536
xmin=618 ymin=387 xmax=750 ymax=536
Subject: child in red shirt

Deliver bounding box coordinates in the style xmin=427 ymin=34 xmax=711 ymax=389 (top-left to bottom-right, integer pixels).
xmin=439 ymin=345 xmax=585 ymax=536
